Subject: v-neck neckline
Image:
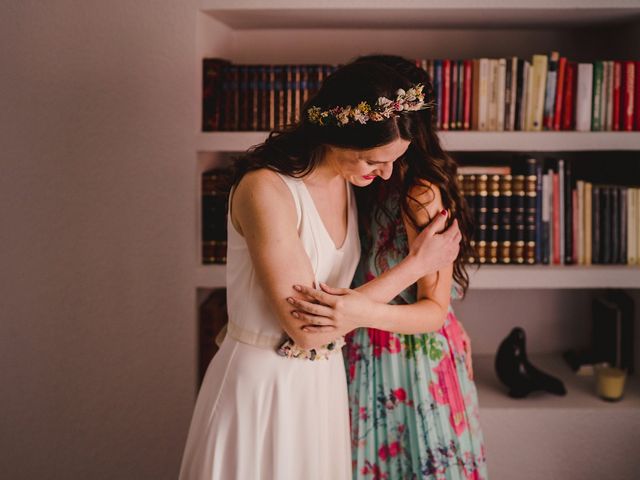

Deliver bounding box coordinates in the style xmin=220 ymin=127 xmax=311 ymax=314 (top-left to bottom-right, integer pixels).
xmin=300 ymin=179 xmax=351 ymax=251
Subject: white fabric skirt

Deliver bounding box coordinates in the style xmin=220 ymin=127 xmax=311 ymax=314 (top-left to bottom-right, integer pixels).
xmin=179 ymin=335 xmax=351 ymax=480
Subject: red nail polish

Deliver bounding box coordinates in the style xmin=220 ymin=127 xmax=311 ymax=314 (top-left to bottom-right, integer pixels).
xmin=440 ymin=209 xmax=447 ymax=216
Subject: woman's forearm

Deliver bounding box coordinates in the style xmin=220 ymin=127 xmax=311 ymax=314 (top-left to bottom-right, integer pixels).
xmin=354 ymin=255 xmax=423 ymax=303
xmin=366 ymin=299 xmax=448 ymax=335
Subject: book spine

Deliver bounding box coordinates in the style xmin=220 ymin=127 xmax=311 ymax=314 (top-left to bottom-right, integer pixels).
xmin=592 ymin=61 xmax=603 ymax=131
xmin=512 ymin=175 xmax=526 ymax=264
xmin=542 ymin=173 xmax=551 ymax=264
xmin=577 ymin=180 xmax=585 ymax=264
xmin=606 ymin=61 xmax=615 ymax=131
xmin=464 ymin=59 xmax=472 ymax=130
xmin=601 ymin=186 xmax=611 ymax=264
xmin=463 ymin=174 xmax=477 ymax=263
xmin=576 ymin=63 xmax=594 ymax=132
xmin=620 ymin=187 xmax=627 ymax=264
xmin=488 ymin=174 xmax=501 ymax=263
xmin=552 ymin=170 xmax=560 ymax=264
xmin=629 ymin=189 xmax=637 ymax=265
xmin=456 ymin=60 xmax=464 ymax=129
xmin=499 ymin=175 xmax=513 ymax=263
xmin=479 ymin=58 xmax=490 ymax=131
xmin=514 ymin=59 xmax=525 ymax=131
xmin=585 ymin=182 xmax=593 ymax=265
xmin=564 ymin=159 xmax=573 ymax=264
xmin=435 ymin=60 xmax=443 ymax=130
xmin=611 ymin=187 xmax=620 ymax=263
xmin=530 ymin=54 xmax=548 ymax=131
xmin=525 ymin=165 xmax=538 ymax=265
xmin=613 ymin=61 xmax=622 ymax=131
xmin=504 ymin=57 xmax=513 ymax=131
xmin=451 ymin=59 xmax=459 ymax=130
xmin=442 ymin=59 xmax=451 ymax=130
xmin=488 ymin=59 xmax=498 ymax=131
xmin=623 ymin=61 xmax=636 ymax=131
xmin=497 ymin=58 xmax=507 ymax=131
xmin=475 ymin=174 xmax=489 ymax=263
xmin=553 ymin=56 xmax=567 ymax=131
xmin=592 ymin=185 xmax=601 ymax=264
xmin=544 ymin=52 xmax=558 ymax=130
xmin=562 ymin=62 xmax=576 ymax=130
xmin=534 ymin=158 xmax=543 ymax=263
xmin=635 ymin=61 xmax=640 ymax=130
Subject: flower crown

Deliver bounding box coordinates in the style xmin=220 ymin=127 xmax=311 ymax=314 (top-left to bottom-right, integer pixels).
xmin=307 ymin=83 xmax=432 ymax=127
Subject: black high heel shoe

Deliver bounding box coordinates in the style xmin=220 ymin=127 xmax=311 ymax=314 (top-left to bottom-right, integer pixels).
xmin=495 ymin=327 xmax=567 ymax=399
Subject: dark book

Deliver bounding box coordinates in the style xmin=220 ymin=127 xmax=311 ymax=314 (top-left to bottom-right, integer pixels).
xmin=504 ymin=58 xmax=513 ymax=130
xmin=475 ymin=174 xmax=489 ymax=263
xmin=601 ymin=186 xmax=611 ymax=264
xmin=202 ymin=168 xmax=233 ymax=264
xmin=499 ymin=175 xmax=513 ymax=263
xmin=611 ymin=187 xmax=620 ymax=264
xmin=564 ymin=159 xmax=574 ymax=264
xmin=512 ymin=175 xmax=526 ymax=264
xmin=434 ymin=60 xmax=443 ymax=130
xmin=620 ymin=187 xmax=628 ymax=264
xmin=199 ymin=289 xmax=228 ymax=386
xmin=457 ymin=60 xmax=465 ymax=129
xmin=592 ymin=186 xmax=601 ymax=264
xmin=202 ymin=58 xmax=231 ymax=131
xmin=462 ymin=174 xmax=477 ymax=263
xmin=514 ymin=59 xmax=525 ymax=131
xmin=524 ymin=162 xmax=538 ymax=265
xmin=450 ymin=59 xmax=458 ymax=130
xmin=488 ymin=174 xmax=501 ymax=263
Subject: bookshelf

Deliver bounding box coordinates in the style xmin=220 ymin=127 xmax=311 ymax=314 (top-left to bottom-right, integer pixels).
xmin=195 ymin=2 xmax=640 ymax=478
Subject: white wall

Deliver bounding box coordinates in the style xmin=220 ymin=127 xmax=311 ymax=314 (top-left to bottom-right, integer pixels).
xmin=1 ymin=1 xmax=198 ymax=478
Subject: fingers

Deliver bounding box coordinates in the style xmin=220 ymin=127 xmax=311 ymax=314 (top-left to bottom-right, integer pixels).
xmin=293 ymin=284 xmax=336 ymax=306
xmin=319 ymin=283 xmax=350 ymax=295
xmin=427 ymin=209 xmax=448 ymax=234
xmin=291 ymin=309 xmax=334 ymax=327
xmin=287 ymin=296 xmax=333 ymax=317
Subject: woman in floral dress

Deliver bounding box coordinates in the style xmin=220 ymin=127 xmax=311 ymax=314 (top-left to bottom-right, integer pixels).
xmin=291 ymin=56 xmax=488 ymax=479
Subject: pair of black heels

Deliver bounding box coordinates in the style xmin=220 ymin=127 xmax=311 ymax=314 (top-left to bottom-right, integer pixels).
xmin=495 ymin=327 xmax=567 ymax=398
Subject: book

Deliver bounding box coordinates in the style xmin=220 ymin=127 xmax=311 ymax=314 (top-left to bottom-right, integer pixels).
xmin=528 ymin=54 xmax=548 ymax=131
xmin=202 ymin=168 xmax=233 ymax=264
xmin=592 ymin=61 xmax=604 ymax=131
xmin=499 ymin=175 xmax=513 ymax=263
xmin=488 ymin=174 xmax=501 ymax=264
xmin=575 ymin=63 xmax=594 ymax=132
xmin=585 ymin=182 xmax=593 ymax=265
xmin=512 ymin=175 xmax=526 ymax=264
xmin=543 ymin=51 xmax=559 ymax=130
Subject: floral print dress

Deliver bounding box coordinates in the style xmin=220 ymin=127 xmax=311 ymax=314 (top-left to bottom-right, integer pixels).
xmin=346 ymin=193 xmax=488 ymax=480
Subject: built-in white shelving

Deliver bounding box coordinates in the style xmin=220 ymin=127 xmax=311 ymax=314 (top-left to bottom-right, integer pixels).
xmin=198 ymin=131 xmax=640 ymax=153
xmin=195 ymin=264 xmax=640 ymax=289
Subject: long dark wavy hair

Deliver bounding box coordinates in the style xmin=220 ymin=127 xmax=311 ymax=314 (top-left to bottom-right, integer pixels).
xmin=353 ymin=55 xmax=474 ymax=294
xmin=232 ymin=61 xmax=424 ymax=184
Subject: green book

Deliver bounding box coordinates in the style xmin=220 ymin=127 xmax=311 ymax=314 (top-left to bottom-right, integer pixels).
xmin=591 ymin=61 xmax=603 ymax=131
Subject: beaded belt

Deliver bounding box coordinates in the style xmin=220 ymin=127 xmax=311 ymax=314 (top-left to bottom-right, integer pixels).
xmin=226 ymin=321 xmax=344 ymax=361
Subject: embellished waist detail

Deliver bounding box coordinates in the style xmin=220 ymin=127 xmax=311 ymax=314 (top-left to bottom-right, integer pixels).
xmin=226 ymin=321 xmax=344 ymax=361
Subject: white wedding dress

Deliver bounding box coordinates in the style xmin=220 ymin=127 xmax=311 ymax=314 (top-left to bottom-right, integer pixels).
xmin=179 ymin=172 xmax=360 ymax=480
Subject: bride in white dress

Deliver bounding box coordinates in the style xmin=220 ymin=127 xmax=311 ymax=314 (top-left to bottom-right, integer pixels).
xmin=179 ymin=61 xmax=461 ymax=480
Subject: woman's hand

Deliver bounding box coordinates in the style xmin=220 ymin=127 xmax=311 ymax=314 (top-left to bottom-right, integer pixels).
xmin=286 ymin=283 xmax=377 ymax=334
xmin=459 ymin=321 xmax=474 ymax=381
xmin=407 ymin=210 xmax=461 ymax=277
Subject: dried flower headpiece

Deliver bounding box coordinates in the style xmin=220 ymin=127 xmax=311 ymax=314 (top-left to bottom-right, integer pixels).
xmin=307 ymin=83 xmax=432 ymax=127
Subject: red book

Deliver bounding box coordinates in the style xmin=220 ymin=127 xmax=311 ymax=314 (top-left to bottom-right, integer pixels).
xmin=553 ymin=57 xmax=567 ymax=130
xmin=464 ymin=60 xmax=472 ymax=130
xmin=451 ymin=60 xmax=459 ymax=130
xmin=442 ymin=60 xmax=451 ymax=130
xmin=612 ymin=61 xmax=622 ymax=131
xmin=562 ymin=62 xmax=576 ymax=130
xmin=634 ymin=61 xmax=640 ymax=130
xmin=622 ymin=61 xmax=635 ymax=131
xmin=553 ymin=172 xmax=560 ymax=265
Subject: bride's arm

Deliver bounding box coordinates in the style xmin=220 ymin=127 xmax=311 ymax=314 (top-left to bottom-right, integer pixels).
xmin=232 ymin=169 xmax=341 ymax=350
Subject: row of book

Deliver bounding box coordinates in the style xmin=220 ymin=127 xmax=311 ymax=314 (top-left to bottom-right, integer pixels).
xmin=460 ymin=159 xmax=640 ymax=265
xmin=201 ymin=164 xmax=640 ymax=267
xmin=202 ymin=55 xmax=640 ymax=133
xmin=203 ymin=59 xmax=338 ymax=131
